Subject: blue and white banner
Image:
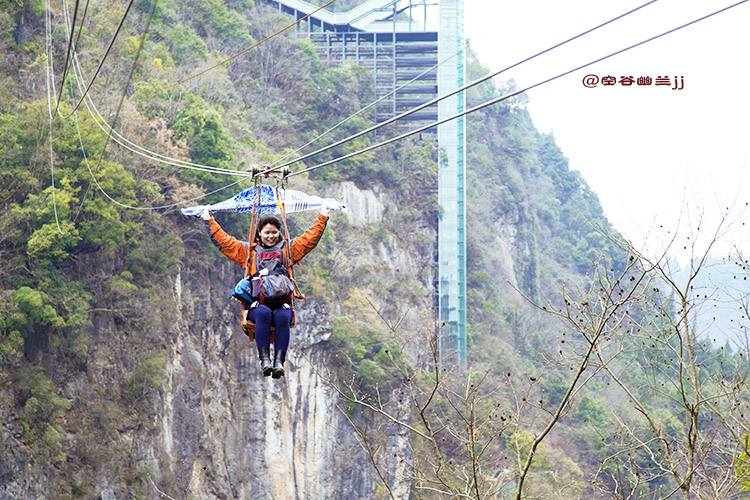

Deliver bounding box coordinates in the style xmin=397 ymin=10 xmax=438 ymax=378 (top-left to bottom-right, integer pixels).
xmin=181 ymin=185 xmax=345 ymax=218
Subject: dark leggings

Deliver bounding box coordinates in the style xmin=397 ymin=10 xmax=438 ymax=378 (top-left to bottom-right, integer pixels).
xmin=248 ymin=305 xmax=293 ymax=351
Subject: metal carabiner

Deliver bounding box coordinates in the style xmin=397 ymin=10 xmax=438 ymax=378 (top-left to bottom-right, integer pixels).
xmin=275 ymin=181 xmax=286 ymax=206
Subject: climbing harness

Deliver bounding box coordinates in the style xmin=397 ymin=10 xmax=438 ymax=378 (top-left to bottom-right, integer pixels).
xmin=239 ymin=165 xmax=301 ymax=341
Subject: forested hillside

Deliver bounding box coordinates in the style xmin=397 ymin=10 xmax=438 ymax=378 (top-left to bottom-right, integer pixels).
xmin=1 ymin=1 xmax=749 ymax=499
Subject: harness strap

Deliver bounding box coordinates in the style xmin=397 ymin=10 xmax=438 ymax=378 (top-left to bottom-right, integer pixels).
xmin=240 ymin=172 xmax=301 ymax=338
xmin=279 ymin=187 xmax=306 ymax=301
xmin=245 ymin=183 xmax=261 ymax=280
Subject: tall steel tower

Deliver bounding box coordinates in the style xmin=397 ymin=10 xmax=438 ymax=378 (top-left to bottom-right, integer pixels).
xmin=266 ymin=0 xmax=466 ymax=370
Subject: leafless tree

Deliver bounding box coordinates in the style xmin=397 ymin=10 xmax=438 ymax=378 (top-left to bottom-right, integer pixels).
xmin=576 ymin=213 xmax=750 ymax=500
xmin=315 ymin=271 xmax=652 ymax=500
xmin=312 ymin=299 xmax=523 ymax=500
xmin=318 ymin=204 xmax=750 ymax=500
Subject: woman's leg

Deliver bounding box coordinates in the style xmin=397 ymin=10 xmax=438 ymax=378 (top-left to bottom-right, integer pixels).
xmin=271 ymin=308 xmax=293 ymax=378
xmin=271 ymin=309 xmax=293 ymax=351
xmin=249 ymin=305 xmax=274 ymax=376
xmin=249 ymin=305 xmax=273 ymax=348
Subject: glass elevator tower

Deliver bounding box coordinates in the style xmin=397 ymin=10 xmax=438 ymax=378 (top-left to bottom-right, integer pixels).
xmin=437 ymin=0 xmax=465 ymax=371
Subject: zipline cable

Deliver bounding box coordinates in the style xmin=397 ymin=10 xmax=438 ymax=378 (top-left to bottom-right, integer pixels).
xmin=56 ymin=0 xmax=252 ymax=177
xmin=70 ymin=28 xmax=464 ymax=178
xmin=59 ymin=0 xmax=253 ymax=209
xmin=267 ymin=37 xmax=477 ymax=169
xmin=68 ymin=52 xmax=252 ymax=177
xmin=52 ymin=0 xmax=663 ymax=212
xmin=52 ymin=0 xmax=745 ymax=212
xmin=72 ymin=90 xmax=248 ymax=210
xmin=59 ymin=0 xmax=639 ymax=182
xmin=287 ymin=0 xmax=749 ymax=179
xmin=258 ymin=0 xmax=660 ymax=177
xmin=49 ymin=2 xmax=214 ymax=214
xmin=143 ymin=0 xmax=337 ymax=97
xmin=65 ymin=0 xmax=474 ymax=178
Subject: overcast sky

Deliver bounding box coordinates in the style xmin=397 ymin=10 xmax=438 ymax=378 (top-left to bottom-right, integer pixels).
xmin=462 ymin=0 xmax=750 ymax=263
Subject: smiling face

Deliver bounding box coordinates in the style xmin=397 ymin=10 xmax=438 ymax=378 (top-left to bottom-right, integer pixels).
xmin=259 ymin=223 xmax=281 ymax=246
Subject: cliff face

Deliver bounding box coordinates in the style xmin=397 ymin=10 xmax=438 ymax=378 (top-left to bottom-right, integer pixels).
xmin=0 ymin=101 xmax=622 ymax=500
xmin=141 ymin=180 xmax=421 ymax=500
xmin=185 ymin=253 xmax=429 ymax=500
xmin=0 ymin=5 xmax=623 ymax=491
xmin=1 ymin=183 xmax=419 ymax=500
xmin=155 ymin=270 xmax=372 ymax=500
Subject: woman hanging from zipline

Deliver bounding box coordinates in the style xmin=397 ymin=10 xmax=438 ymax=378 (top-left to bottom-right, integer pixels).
xmin=200 ymin=205 xmax=330 ymax=378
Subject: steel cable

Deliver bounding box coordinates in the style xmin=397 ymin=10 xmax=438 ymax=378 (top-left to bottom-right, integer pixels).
xmin=51 ymin=0 xmax=80 ymax=116
xmin=266 ymin=37 xmax=478 ymax=169
xmin=58 ymin=0 xmax=137 ymax=118
xmin=71 ymin=0 xmax=161 ymax=218
xmin=287 ymin=0 xmax=749 ymax=179
xmin=68 ymin=49 xmax=251 ymax=177
xmin=56 ymin=0 xmax=252 ymax=177
xmin=259 ymin=0 xmax=660 ymax=177
xmin=143 ymin=0 xmax=337 ymax=97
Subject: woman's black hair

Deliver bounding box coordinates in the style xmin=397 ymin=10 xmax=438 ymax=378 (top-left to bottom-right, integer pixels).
xmin=254 ymin=215 xmax=283 ymax=242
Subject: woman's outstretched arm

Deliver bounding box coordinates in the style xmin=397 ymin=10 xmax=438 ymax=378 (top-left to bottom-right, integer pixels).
xmin=289 ymin=209 xmax=329 ymax=263
xmin=202 ymin=209 xmax=248 ymax=268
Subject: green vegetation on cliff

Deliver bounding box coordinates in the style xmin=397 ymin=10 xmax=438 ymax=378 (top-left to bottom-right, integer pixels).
xmin=3 ymin=1 xmax=746 ymax=499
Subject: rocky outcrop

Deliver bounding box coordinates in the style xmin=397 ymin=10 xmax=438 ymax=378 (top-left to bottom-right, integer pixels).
xmin=339 ymin=182 xmax=385 ymax=227
xmin=146 ymin=263 xmax=405 ymax=500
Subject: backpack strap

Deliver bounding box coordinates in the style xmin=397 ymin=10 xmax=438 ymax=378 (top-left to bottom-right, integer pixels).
xmin=252 ymin=240 xmax=288 ymax=276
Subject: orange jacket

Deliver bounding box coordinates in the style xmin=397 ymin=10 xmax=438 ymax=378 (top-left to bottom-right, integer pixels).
xmin=207 ymin=214 xmax=328 ymax=274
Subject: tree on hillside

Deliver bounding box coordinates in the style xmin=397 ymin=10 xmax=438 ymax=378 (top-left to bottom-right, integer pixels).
xmin=552 ymin=215 xmax=750 ymax=500
xmin=315 ymin=271 xmax=649 ymax=500
xmin=319 ymin=208 xmax=750 ymax=500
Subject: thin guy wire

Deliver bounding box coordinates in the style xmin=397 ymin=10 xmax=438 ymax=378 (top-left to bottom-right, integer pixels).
xmin=68 ymin=53 xmax=251 ymax=176
xmin=54 ymin=0 xmax=92 ymax=114
xmin=52 ymin=0 xmax=80 ymax=116
xmin=59 ymin=0 xmax=251 ymax=178
xmin=267 ymin=36 xmax=477 ymax=169
xmin=52 ymin=0 xmax=95 ymax=115
xmin=59 ymin=0 xmax=251 ymax=209
xmin=72 ymin=0 xmax=160 ymax=222
xmin=259 ymin=0 xmax=660 ymax=177
xmin=45 ymin=0 xmax=66 ymax=234
xmin=288 ymin=0 xmax=749 ymax=179
xmin=72 ymin=94 xmax=247 ymax=210
xmin=52 ymin=0 xmax=250 ymax=178
xmin=59 ymin=0 xmax=137 ymax=119
xmin=68 ymin=52 xmax=250 ymax=175
xmin=144 ymin=0 xmax=337 ymax=97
